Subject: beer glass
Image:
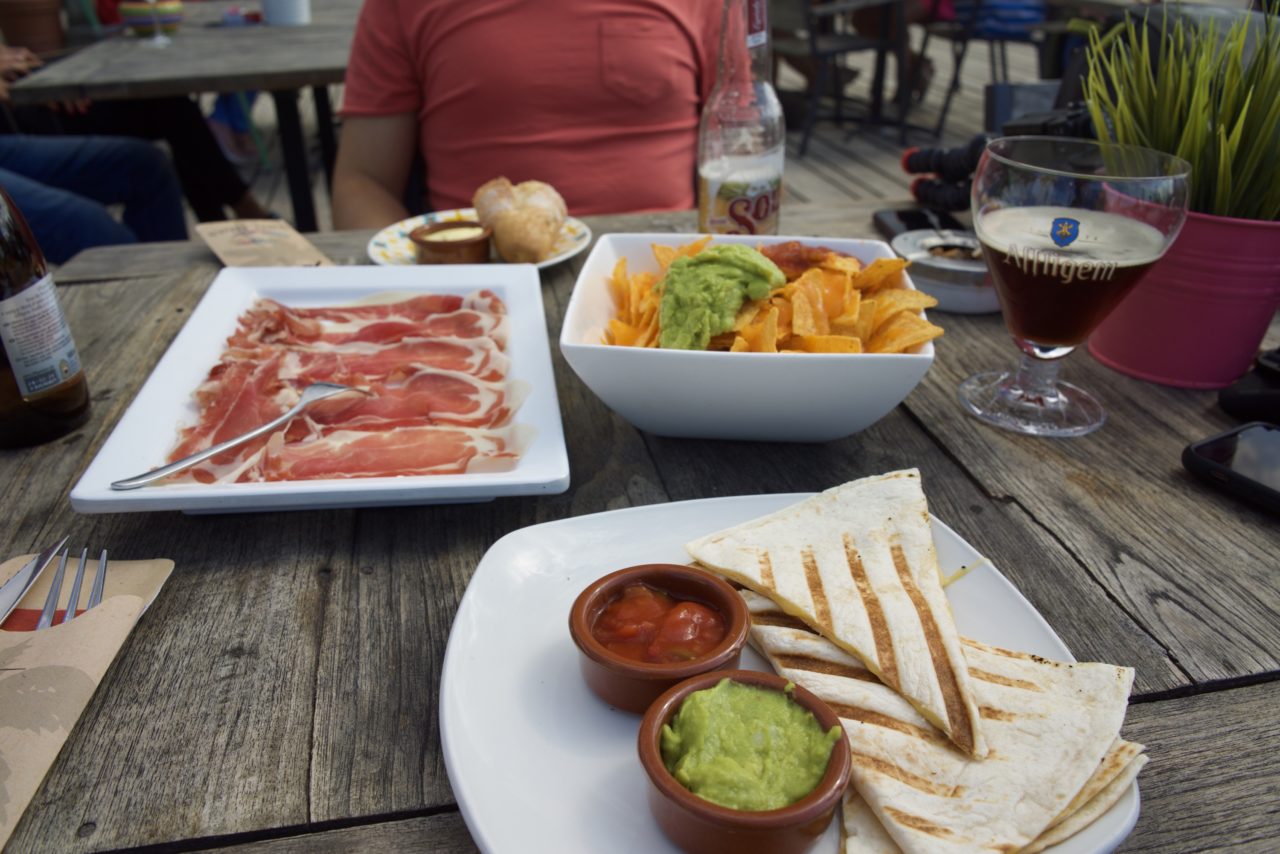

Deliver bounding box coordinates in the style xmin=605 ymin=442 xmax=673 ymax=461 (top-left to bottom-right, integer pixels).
xmin=959 ymin=136 xmax=1190 ymax=437
xmin=145 ymin=0 xmax=171 ymax=47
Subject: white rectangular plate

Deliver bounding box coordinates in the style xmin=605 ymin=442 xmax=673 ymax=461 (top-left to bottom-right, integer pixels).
xmin=439 ymin=495 xmax=1139 ymax=854
xmin=71 ymin=266 xmax=569 ymax=513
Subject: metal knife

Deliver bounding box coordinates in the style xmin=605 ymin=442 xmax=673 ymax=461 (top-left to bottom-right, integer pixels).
xmin=0 ymin=536 xmax=70 ymax=627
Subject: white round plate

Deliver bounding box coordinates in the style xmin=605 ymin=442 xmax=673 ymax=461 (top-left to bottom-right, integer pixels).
xmin=439 ymin=494 xmax=1140 ymax=854
xmin=367 ymin=208 xmax=592 ymax=269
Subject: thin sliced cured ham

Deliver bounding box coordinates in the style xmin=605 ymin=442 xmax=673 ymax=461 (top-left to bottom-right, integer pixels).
xmin=305 ymin=368 xmax=516 ymax=431
xmin=268 ymin=337 xmax=510 ymax=384
xmin=229 ymin=295 xmax=507 ymax=349
xmin=166 ymin=289 xmax=525 ymax=484
xmin=261 ymin=425 xmax=529 ymax=480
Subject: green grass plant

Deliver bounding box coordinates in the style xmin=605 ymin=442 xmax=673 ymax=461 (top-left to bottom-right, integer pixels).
xmin=1082 ymin=8 xmax=1280 ymax=221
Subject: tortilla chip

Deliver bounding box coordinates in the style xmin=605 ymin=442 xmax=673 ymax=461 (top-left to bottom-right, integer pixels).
xmin=867 ymin=312 xmax=944 ymax=354
xmin=853 ymin=258 xmax=908 ymax=291
xmin=853 ymin=298 xmax=878 ymax=342
xmin=741 ymin=306 xmax=780 ymax=353
xmin=732 ymin=300 xmax=761 ymax=332
xmin=793 ymin=334 xmax=863 ymax=353
xmin=651 ymin=243 xmax=677 ymax=271
xmin=820 ymin=254 xmax=863 ymax=276
xmin=872 ymin=290 xmax=938 ymax=331
xmin=791 ymin=290 xmax=819 ymax=337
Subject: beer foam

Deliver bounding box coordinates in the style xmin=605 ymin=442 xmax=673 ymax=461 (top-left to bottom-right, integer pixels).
xmin=977 ymin=206 xmax=1166 ymax=266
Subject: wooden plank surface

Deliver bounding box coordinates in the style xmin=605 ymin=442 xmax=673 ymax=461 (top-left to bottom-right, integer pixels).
xmin=9 ymin=0 xmax=355 ymax=104
xmin=904 ymin=311 xmax=1280 ymax=690
xmin=4 ymin=207 xmax=1277 ymax=852
xmin=1119 ymin=681 xmax=1280 ymax=852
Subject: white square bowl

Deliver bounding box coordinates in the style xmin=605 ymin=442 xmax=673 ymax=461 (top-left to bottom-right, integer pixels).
xmin=559 ymin=233 xmax=936 ymax=442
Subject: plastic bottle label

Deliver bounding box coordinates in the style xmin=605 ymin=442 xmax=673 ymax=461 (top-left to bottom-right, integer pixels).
xmin=0 ymin=274 xmax=83 ymax=399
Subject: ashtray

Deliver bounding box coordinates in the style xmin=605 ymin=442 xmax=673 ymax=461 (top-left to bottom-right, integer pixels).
xmin=891 ymin=229 xmax=998 ymax=314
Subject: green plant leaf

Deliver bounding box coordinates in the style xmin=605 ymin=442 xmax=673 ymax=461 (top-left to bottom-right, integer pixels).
xmin=1084 ymin=6 xmax=1280 ymax=220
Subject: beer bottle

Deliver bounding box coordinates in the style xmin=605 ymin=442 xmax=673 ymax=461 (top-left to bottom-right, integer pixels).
xmin=697 ymin=0 xmax=786 ymax=235
xmin=0 ymin=188 xmax=90 ymax=448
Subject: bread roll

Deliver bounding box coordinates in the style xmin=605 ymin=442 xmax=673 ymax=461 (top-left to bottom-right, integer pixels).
xmin=472 ymin=177 xmax=567 ymax=263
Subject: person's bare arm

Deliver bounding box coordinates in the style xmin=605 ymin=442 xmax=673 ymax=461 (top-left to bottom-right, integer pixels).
xmin=332 ymin=113 xmax=418 ymax=230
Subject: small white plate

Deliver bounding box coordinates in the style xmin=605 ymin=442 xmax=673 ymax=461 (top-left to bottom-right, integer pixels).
xmin=367 ymin=208 xmax=592 ymax=268
xmin=70 ymin=266 xmax=570 ymax=514
xmin=439 ymin=495 xmax=1139 ymax=854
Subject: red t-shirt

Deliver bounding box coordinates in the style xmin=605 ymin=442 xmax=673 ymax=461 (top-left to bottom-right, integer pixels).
xmin=341 ymin=0 xmax=723 ymax=216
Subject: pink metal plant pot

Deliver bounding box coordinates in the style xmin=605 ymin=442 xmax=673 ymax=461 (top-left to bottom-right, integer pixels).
xmin=1089 ymin=210 xmax=1280 ymax=389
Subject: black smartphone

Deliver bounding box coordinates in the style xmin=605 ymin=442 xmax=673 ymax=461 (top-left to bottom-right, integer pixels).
xmin=873 ymin=208 xmax=966 ymax=241
xmin=1182 ymin=422 xmax=1280 ymax=515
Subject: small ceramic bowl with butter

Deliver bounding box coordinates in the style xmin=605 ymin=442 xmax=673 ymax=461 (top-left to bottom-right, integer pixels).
xmin=409 ymin=220 xmax=492 ymax=265
xmin=637 ymin=669 xmax=852 ymax=854
xmin=568 ymin=563 xmax=750 ymax=714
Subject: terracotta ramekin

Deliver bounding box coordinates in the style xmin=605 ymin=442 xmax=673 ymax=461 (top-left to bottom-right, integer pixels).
xmin=568 ymin=563 xmax=750 ymax=714
xmin=637 ymin=669 xmax=852 ymax=854
xmin=409 ymin=220 xmax=492 ymax=264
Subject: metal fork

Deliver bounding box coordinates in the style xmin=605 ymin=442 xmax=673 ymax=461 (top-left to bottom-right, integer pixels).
xmin=36 ymin=547 xmax=109 ymax=630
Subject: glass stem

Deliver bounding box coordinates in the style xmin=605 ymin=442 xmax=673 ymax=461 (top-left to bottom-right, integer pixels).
xmin=1011 ymin=352 xmax=1062 ymax=405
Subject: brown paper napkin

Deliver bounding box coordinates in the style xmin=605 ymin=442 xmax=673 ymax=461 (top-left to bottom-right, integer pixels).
xmin=196 ymin=219 xmax=333 ymax=267
xmin=0 ymin=553 xmax=173 ymax=848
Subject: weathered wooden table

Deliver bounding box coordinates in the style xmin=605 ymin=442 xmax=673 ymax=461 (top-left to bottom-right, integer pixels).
xmin=8 ymin=0 xmax=358 ymax=233
xmin=7 ymin=204 xmax=1278 ymax=852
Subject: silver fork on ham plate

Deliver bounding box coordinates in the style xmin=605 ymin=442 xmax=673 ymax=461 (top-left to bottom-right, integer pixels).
xmin=110 ymin=382 xmax=366 ymax=490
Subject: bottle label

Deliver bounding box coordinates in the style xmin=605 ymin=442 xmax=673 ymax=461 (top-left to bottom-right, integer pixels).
xmin=746 ymin=0 xmax=768 ymax=48
xmin=0 ymin=274 xmax=83 ymax=399
xmin=698 ymin=164 xmax=783 ymax=236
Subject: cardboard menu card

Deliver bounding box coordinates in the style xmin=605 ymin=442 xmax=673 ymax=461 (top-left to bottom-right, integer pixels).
xmin=196 ymin=219 xmax=333 ymax=267
xmin=0 ymin=552 xmax=174 ymax=847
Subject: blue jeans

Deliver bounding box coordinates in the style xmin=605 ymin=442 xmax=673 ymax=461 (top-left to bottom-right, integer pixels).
xmin=0 ymin=135 xmax=187 ymax=264
xmin=210 ymin=91 xmax=258 ymax=133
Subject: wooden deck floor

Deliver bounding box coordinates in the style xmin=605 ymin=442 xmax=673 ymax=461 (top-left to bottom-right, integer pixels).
xmin=231 ymin=36 xmax=1045 ymax=233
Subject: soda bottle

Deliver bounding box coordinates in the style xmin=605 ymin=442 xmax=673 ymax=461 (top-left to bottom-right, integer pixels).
xmin=0 ymin=188 xmax=91 ymax=448
xmin=697 ymin=0 xmax=786 ymax=235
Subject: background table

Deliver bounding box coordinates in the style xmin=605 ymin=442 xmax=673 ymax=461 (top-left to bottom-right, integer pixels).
xmin=5 ymin=204 xmax=1278 ymax=851
xmin=8 ymin=0 xmax=359 ymax=233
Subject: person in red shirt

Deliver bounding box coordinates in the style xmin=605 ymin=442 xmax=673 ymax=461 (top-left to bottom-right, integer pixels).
xmin=333 ymin=0 xmax=723 ymax=229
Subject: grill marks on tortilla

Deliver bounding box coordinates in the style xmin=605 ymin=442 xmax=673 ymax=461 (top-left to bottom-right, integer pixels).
xmin=685 ymin=472 xmax=986 ymax=758
xmin=772 ymin=653 xmax=880 ymax=683
xmin=801 ymin=549 xmax=831 ymax=630
xmin=750 ymin=609 xmax=811 ymax=632
xmin=971 ymin=668 xmax=1042 ymax=691
xmin=884 ymin=807 xmax=958 ymax=839
xmin=892 ymin=543 xmax=976 ymax=757
xmin=845 ymin=535 xmax=899 ymax=690
xmin=828 ymin=702 xmax=950 ymax=746
xmin=852 ymin=753 xmax=961 ymax=798
xmin=980 ymin=706 xmax=1017 ymax=722
xmin=758 ymin=550 xmax=775 ymax=588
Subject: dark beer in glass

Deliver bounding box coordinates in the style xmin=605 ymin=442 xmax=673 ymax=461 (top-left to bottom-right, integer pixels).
xmin=959 ymin=137 xmax=1190 ymax=437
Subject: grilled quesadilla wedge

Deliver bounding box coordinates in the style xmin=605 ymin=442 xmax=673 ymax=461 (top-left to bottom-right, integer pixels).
xmin=1020 ymin=753 xmax=1147 ymax=853
xmin=744 ymin=590 xmax=1136 ymax=854
xmin=839 ymin=745 xmax=1147 ymax=853
xmin=842 ymin=791 xmax=902 ymax=854
xmin=687 ymin=470 xmax=987 ymax=757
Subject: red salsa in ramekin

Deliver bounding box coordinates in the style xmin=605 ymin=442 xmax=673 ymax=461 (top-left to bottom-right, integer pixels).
xmin=591 ymin=582 xmax=728 ymax=664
